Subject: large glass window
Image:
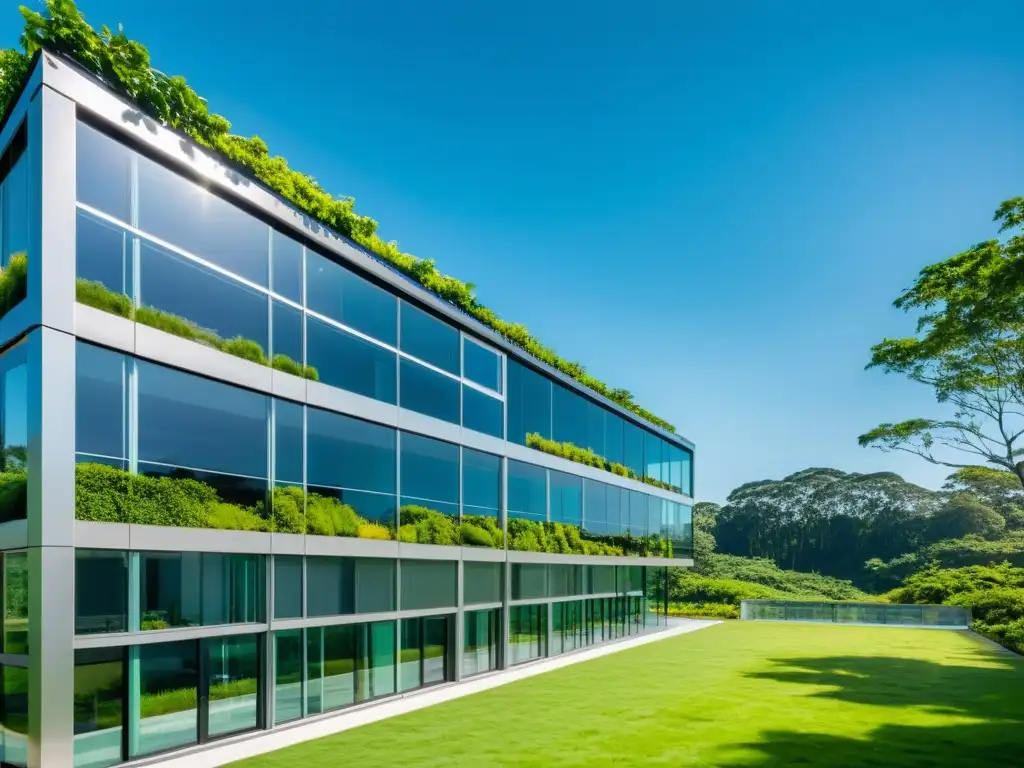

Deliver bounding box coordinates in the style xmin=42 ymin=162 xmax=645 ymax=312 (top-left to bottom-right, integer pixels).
xmin=305 ymin=250 xmax=397 ymax=345
xmin=77 ymin=121 xmax=131 ymax=223
xmin=628 ymin=490 xmax=649 ymax=538
xmin=365 ymin=621 xmax=396 ymax=700
xmin=321 ymin=624 xmax=357 ymax=712
xmin=205 ymin=634 xmax=260 ymax=738
xmin=463 ymin=339 xmax=502 ymax=393
xmin=139 ymin=551 xmax=261 ymax=630
xmin=399 ymin=304 xmax=459 ymax=374
xmin=464 ymin=562 xmax=502 ymax=605
xmin=552 ymin=384 xmax=588 ymax=449
xmin=274 ymin=556 xmax=303 ymax=619
xmin=399 ymin=618 xmax=422 ymax=692
xmin=271 ymin=299 xmax=304 ymax=372
xmin=0 ymin=344 xmax=27 ymax=524
xmin=399 ymin=433 xmax=459 ymax=545
xmin=307 ymin=408 xmax=396 ymax=535
xmin=463 ymin=608 xmax=499 ymax=677
xmin=399 ymin=358 xmax=459 ymax=424
xmin=130 ymin=640 xmax=199 ymax=758
xmin=461 ymin=385 xmax=503 ymax=438
xmin=274 ymin=630 xmax=303 ymax=724
xmin=511 ymin=564 xmax=546 ymax=600
xmin=0 ymin=664 xmax=27 ymax=767
xmin=3 ymin=552 xmax=27 ymax=654
xmin=509 ymin=604 xmax=546 ymax=665
xmin=623 ymin=422 xmax=644 ymax=479
xmin=645 ymin=432 xmax=663 ymax=482
xmin=585 ymin=402 xmax=606 ymax=459
xmin=506 ymin=359 xmax=551 ymax=444
xmin=74 ymin=647 xmax=122 ymax=768
xmin=583 ymin=480 xmax=607 ymax=537
xmin=604 ymin=414 xmax=624 ymax=467
xmin=400 ymin=560 xmax=456 ymax=611
xmin=304 ymin=556 xmax=396 ymax=617
xmin=75 ymin=343 xmax=126 ymax=468
xmin=305 ymin=316 xmax=397 ymax=404
xmin=271 ymin=230 xmax=303 ymax=304
xmin=1 ymin=130 xmax=28 ymax=275
xmin=75 ymin=550 xmax=127 ymax=635
xmin=462 ymin=449 xmax=501 ymax=548
xmin=507 ymin=461 xmax=546 ymax=523
xmin=681 ymin=450 xmax=693 ymax=497
xmin=76 ymin=209 xmax=130 ymax=299
xmin=549 ymin=471 xmax=582 ymax=528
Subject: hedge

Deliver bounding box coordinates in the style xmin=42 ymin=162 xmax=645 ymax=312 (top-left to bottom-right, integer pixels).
xmin=0 ymin=253 xmax=26 ymax=320
xmin=526 ymin=433 xmax=682 ymax=493
xmin=76 ymin=278 xmax=318 ymax=380
xmin=0 ymin=0 xmax=675 ymax=433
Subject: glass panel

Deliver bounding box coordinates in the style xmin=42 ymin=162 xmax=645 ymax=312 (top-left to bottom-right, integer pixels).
xmin=0 ymin=665 xmax=27 ymax=767
xmin=400 ymin=560 xmax=456 ymax=610
xmin=1 ymin=145 xmax=27 ymax=273
xmin=305 ymin=250 xmax=397 ymax=345
xmin=607 ymin=486 xmax=624 ymax=537
xmin=399 ymin=359 xmax=459 ymax=424
xmin=629 ymin=491 xmax=648 ymax=538
xmin=200 ymin=553 xmax=262 ymax=625
xmin=137 ymin=153 xmax=269 ymax=286
xmin=306 ymin=626 xmax=322 ymax=716
xmin=77 ymin=121 xmax=132 ymax=223
xmin=131 ymin=641 xmax=198 ymax=758
xmin=206 ymin=634 xmax=259 ymax=737
xmin=507 ymin=461 xmax=546 ymax=522
xmin=511 ymin=564 xmax=546 ymax=600
xmin=274 ymin=556 xmax=303 ymax=619
xmin=74 ymin=647 xmax=123 ymax=768
xmin=623 ymin=422 xmax=644 ymax=479
xmin=369 ymin=621 xmax=396 ymax=699
xmin=399 ymin=432 xmax=459 ymax=545
xmin=590 ymin=565 xmax=616 ymax=594
xmin=462 ymin=385 xmax=503 ymax=438
xmin=667 ymin=444 xmax=682 ymax=492
xmin=583 ymin=480 xmax=607 ymax=537
xmin=75 ymin=550 xmax=127 ymax=635
xmin=354 ymin=558 xmax=396 ymax=613
xmin=645 ymin=431 xmax=662 ymax=482
xmin=549 ymin=471 xmax=582 ymax=528
xmin=604 ymin=414 xmax=624 ymax=467
xmin=423 ymin=616 xmax=448 ymax=686
xmin=681 ymin=449 xmax=693 ymax=497
xmin=585 ymin=403 xmax=605 ymax=458
xmin=0 ymin=345 xmax=27 ymax=524
xmin=463 ymin=562 xmax=502 ymax=605
xmin=323 ymin=624 xmax=356 ymax=711
xmin=552 ymin=384 xmax=588 ymax=449
xmin=462 ymin=609 xmax=499 ymax=677
xmin=76 ymin=210 xmax=130 ymax=298
xmin=139 ymin=552 xmax=201 ymax=630
xmin=506 ymin=359 xmax=551 ymax=445
xmin=274 ymin=630 xmax=303 ymax=724
xmin=3 ymin=552 xmax=27 ymax=654
xmin=75 ymin=343 xmax=126 ymax=465
xmin=139 ymin=240 xmax=269 ymax=362
xmin=271 ymin=230 xmax=303 ymax=303
xmin=274 ymin=400 xmax=304 ymax=486
xmin=305 ymin=557 xmax=348 ymax=618
xmin=306 ymin=316 xmax=396 ymax=403
xmin=399 ymin=618 xmax=421 ymax=692
xmin=399 ymin=304 xmax=459 ymax=374
xmin=462 ymin=448 xmax=502 ymax=548
xmin=271 ymin=300 xmax=305 ymax=376
xmin=463 ymin=339 xmax=501 ymax=392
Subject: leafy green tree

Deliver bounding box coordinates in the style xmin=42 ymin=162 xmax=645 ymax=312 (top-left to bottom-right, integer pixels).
xmin=860 ymin=197 xmax=1024 ymax=486
xmin=927 ymin=493 xmax=1006 ymax=541
xmin=943 ymin=466 xmax=1024 ymax=530
xmin=692 ymin=501 xmax=719 ymax=567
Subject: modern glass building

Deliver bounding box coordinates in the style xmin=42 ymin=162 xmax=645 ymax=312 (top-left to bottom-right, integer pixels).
xmin=0 ymin=51 xmax=695 ymax=767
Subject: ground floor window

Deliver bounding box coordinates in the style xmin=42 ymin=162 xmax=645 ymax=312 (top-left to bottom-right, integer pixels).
xmin=462 ymin=609 xmax=500 ymax=677
xmin=509 ymin=604 xmax=546 ymax=665
xmin=400 ymin=615 xmax=451 ymax=691
xmin=0 ymin=664 xmax=27 ymax=768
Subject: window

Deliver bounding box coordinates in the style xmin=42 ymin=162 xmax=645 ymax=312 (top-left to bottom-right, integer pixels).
xmin=681 ymin=449 xmax=693 ymax=497
xmin=548 ymin=565 xmax=583 ymax=598
xmin=137 ymin=152 xmax=269 ymax=287
xmin=507 ymin=461 xmax=546 ymax=523
xmin=464 ymin=562 xmax=502 ymax=605
xmin=271 ymin=229 xmax=303 ymax=303
xmin=606 ymin=485 xmax=625 ymax=536
xmin=583 ymin=480 xmax=607 ymax=537
xmin=307 ymin=407 xmax=396 ymax=533
xmin=354 ymin=558 xmax=396 ymax=613
xmin=271 ymin=300 xmax=304 ymax=371
xmin=399 ymin=617 xmax=421 ymax=692
xmin=76 ymin=209 xmax=130 ymax=296
xmin=604 ymin=414 xmax=624 ymax=467
xmin=320 ymin=624 xmax=358 ymax=712
xmin=462 ymin=385 xmax=503 ymax=438
xmin=306 ymin=316 xmax=396 ymax=403
xmin=1 ymin=131 xmax=28 ymax=273
xmin=511 ymin=564 xmax=546 ymax=600
xmin=274 ymin=400 xmax=304 ymax=486
xmin=274 ymin=630 xmax=303 ymax=724
xmin=505 ymin=359 xmax=551 ymax=444
xmin=205 ymin=634 xmax=260 ymax=738
xmin=75 ymin=550 xmax=127 ymax=634
xmin=77 ymin=121 xmax=131 ymax=223
xmin=274 ymin=556 xmax=303 ymax=619
xmin=585 ymin=402 xmax=605 ymax=458
xmin=400 ymin=560 xmax=456 ymax=611
xmin=623 ymin=421 xmax=644 ymax=479
xmin=552 ymin=384 xmax=588 ymax=449
xmin=549 ymin=471 xmax=582 ymax=528
xmin=590 ymin=565 xmax=616 ymax=594
xmin=130 ymin=640 xmax=199 ymax=758
xmin=74 ymin=647 xmax=122 ymax=768
xmin=303 ymin=556 xmax=395 ymax=617
xmin=305 ymin=250 xmax=397 ymax=345
xmin=399 ymin=433 xmax=459 ymax=545
xmin=3 ymin=552 xmax=27 ymax=654
xmin=139 ymin=552 xmax=261 ymax=630
xmin=463 ymin=608 xmax=499 ymax=677
xmin=399 ymin=358 xmax=459 ymax=424
xmin=628 ymin=490 xmax=648 ymax=537
xmin=399 ymin=304 xmax=459 ymax=374
xmin=509 ymin=604 xmax=546 ymax=665
xmin=75 ymin=342 xmax=126 ymax=467
xmin=463 ymin=338 xmax=502 ymax=393
xmin=365 ymin=621 xmax=396 ymax=699
xmin=0 ymin=344 xmax=26 ymax=524
xmin=645 ymin=431 xmax=663 ymax=482
xmin=422 ymin=615 xmax=448 ymax=686
xmin=462 ymin=448 xmax=501 ymax=548
xmin=0 ymin=664 xmax=27 ymax=767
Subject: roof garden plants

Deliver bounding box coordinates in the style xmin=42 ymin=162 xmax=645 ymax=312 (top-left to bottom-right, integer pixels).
xmin=0 ymin=0 xmax=676 ymax=433
xmin=0 ymin=253 xmax=26 ymax=320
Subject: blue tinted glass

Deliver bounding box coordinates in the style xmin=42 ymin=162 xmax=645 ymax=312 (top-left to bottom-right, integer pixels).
xmin=463 ymin=448 xmax=500 ymax=512
xmin=75 ymin=342 xmax=125 ymax=461
xmin=648 ymin=495 xmax=662 ymax=537
xmin=399 ymin=359 xmax=459 ymax=424
xmin=463 ymin=339 xmax=501 ymax=392
xmin=604 ymin=414 xmax=624 ymax=466
xmin=629 ymin=490 xmax=648 ymax=536
xmin=679 ymin=504 xmax=693 ymax=553
xmin=462 ymin=385 xmax=503 ymax=438
xmin=585 ymin=403 xmax=605 ymax=457
xmin=140 ymin=241 xmax=269 ymax=355
xmin=507 ymin=461 xmax=546 ymax=521
xmin=271 ymin=230 xmax=303 ymax=302
xmin=275 ymin=400 xmax=303 ymax=484
xmin=583 ymin=480 xmax=607 ymax=535
xmin=137 ymin=361 xmax=269 ymax=478
xmin=400 ymin=432 xmax=459 ymax=505
xmin=623 ymin=422 xmax=644 ymax=478
xmin=76 ymin=122 xmax=131 ymax=222
xmin=2 ymin=151 xmax=28 ymax=270
xmin=399 ymin=304 xmax=459 ymax=374
xmin=306 ymin=317 xmax=396 ymax=404
xmin=272 ymin=300 xmax=303 ymax=369
xmin=305 ymin=251 xmax=397 ymax=345
xmin=506 ymin=359 xmax=551 ymax=444
xmin=552 ymin=384 xmax=588 ymax=448
xmin=137 ymin=154 xmax=269 ymax=286
xmin=76 ymin=210 xmax=129 ymax=295
xmin=645 ymin=432 xmax=662 ymax=482
xmin=549 ymin=471 xmax=582 ymax=527
xmin=607 ymin=485 xmax=624 ymax=534
xmin=307 ymin=407 xmax=395 ymax=493
xmin=681 ymin=449 xmax=693 ymax=496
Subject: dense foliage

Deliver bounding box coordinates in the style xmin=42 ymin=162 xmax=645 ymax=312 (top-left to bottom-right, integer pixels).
xmin=698 ymin=554 xmax=868 ymax=600
xmin=525 ymin=433 xmax=682 ymax=492
xmin=506 ymin=516 xmax=674 ymax=557
xmin=865 ymin=532 xmax=1024 ymax=591
xmin=0 ymin=0 xmax=674 ymax=432
xmin=0 ymin=252 xmax=26 ymax=319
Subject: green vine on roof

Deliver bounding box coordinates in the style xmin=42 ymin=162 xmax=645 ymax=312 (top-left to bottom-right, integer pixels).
xmin=0 ymin=0 xmax=675 ymax=433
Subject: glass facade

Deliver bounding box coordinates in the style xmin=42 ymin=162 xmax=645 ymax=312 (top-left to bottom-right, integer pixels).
xmin=462 ymin=608 xmax=500 ymax=677
xmin=0 ymin=342 xmax=27 ymax=524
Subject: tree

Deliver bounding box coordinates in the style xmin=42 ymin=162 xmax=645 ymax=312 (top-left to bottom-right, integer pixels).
xmin=859 ymin=197 xmax=1024 ymax=486
xmin=692 ymin=502 xmax=719 ymax=568
xmin=927 ymin=493 xmax=1006 ymax=541
xmin=943 ymin=466 xmax=1024 ymax=530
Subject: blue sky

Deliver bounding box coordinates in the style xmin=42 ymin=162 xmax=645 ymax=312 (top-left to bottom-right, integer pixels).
xmin=14 ymin=0 xmax=1024 ymax=502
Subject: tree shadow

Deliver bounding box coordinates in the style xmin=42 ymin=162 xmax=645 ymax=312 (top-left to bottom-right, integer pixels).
xmin=720 ymin=637 xmax=1024 ymax=767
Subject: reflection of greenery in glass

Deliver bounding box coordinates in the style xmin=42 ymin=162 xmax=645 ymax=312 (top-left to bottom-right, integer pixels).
xmin=75 ymin=278 xmax=318 ymax=380
xmin=396 ymin=506 xmax=506 ymax=548
xmin=74 ymin=463 xmax=395 ymax=539
xmin=460 ymin=514 xmax=505 ymax=548
xmin=0 ymin=253 xmax=26 ymax=320
xmin=506 ymin=517 xmax=671 ymax=558
xmin=526 ymin=432 xmax=681 ymax=494
xmin=4 ymin=552 xmax=28 ymax=654
xmin=0 ymin=467 xmax=26 ymax=525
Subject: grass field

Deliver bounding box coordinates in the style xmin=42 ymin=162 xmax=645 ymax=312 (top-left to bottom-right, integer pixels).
xmin=233 ymin=622 xmax=1024 ymax=767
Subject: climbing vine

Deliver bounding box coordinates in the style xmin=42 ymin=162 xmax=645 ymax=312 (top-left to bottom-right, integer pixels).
xmin=1 ymin=0 xmax=676 ymax=432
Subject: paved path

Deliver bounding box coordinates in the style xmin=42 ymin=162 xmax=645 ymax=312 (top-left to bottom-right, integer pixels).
xmin=142 ymin=619 xmax=719 ymax=768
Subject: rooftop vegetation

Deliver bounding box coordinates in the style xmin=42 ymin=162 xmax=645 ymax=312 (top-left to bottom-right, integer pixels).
xmin=0 ymin=0 xmax=676 ymax=433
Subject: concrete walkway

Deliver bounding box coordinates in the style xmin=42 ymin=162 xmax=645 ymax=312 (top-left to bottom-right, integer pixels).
xmin=144 ymin=619 xmax=719 ymax=767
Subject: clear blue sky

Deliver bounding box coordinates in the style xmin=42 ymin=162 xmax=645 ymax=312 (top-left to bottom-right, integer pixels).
xmin=14 ymin=0 xmax=1024 ymax=502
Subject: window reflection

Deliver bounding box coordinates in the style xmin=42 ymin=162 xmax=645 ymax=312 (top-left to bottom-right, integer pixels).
xmin=399 ymin=433 xmax=459 ymax=545
xmin=462 ymin=385 xmax=503 ymax=438
xmin=76 ymin=122 xmax=132 ymax=223
xmin=399 ymin=359 xmax=459 ymax=425
xmin=306 ymin=316 xmax=396 ymax=404
xmin=462 ymin=448 xmax=501 ymax=548
xmin=271 ymin=230 xmax=303 ymax=303
xmin=506 ymin=359 xmax=551 ymax=445
xmin=463 ymin=338 xmax=501 ymax=393
xmin=305 ymin=250 xmax=397 ymax=345
xmin=76 ymin=210 xmax=130 ymax=297
xmin=399 ymin=304 xmax=459 ymax=374
xmin=0 ymin=345 xmax=27 ymax=524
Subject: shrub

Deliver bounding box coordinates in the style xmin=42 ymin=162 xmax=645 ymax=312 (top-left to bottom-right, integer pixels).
xmin=0 ymin=252 xmax=26 ymax=319
xmin=357 ymin=522 xmax=391 ymax=540
xmin=884 ymin=563 xmax=1024 ymax=605
xmin=666 ymin=602 xmax=739 ymax=620
xmin=525 ymin=433 xmax=682 ymax=493
xmin=76 ymin=278 xmax=132 ymax=317
xmin=701 ymin=554 xmax=868 ymax=600
xmin=221 ymin=336 xmax=268 ymax=365
xmin=397 ymin=525 xmax=418 ymax=543
xmin=271 ymin=354 xmax=319 ymax=381
xmin=206 ymin=502 xmax=270 ymax=531
xmin=271 ymin=486 xmax=306 ymax=533
xmin=460 ymin=522 xmax=494 ymax=547
xmin=75 ymin=463 xmax=132 ymax=522
xmin=399 ymin=505 xmax=459 ymax=545
xmin=0 ymin=469 xmax=26 ymax=523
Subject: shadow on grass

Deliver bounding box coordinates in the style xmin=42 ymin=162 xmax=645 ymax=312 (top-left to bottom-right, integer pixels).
xmin=723 ymin=638 xmax=1024 ymax=767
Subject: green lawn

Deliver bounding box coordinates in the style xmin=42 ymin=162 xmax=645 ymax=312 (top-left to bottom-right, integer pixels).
xmin=234 ymin=622 xmax=1024 ymax=767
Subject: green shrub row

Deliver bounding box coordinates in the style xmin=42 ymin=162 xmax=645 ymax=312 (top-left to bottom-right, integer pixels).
xmin=699 ymin=554 xmax=869 ymax=601
xmin=3 ymin=0 xmax=675 ymax=433
xmin=0 ymin=253 xmax=26 ymax=320
xmin=665 ymin=602 xmax=739 ymax=620
xmin=506 ymin=517 xmax=674 ymax=558
xmin=525 ymin=433 xmax=682 ymax=493
xmin=76 ymin=278 xmax=318 ymax=380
